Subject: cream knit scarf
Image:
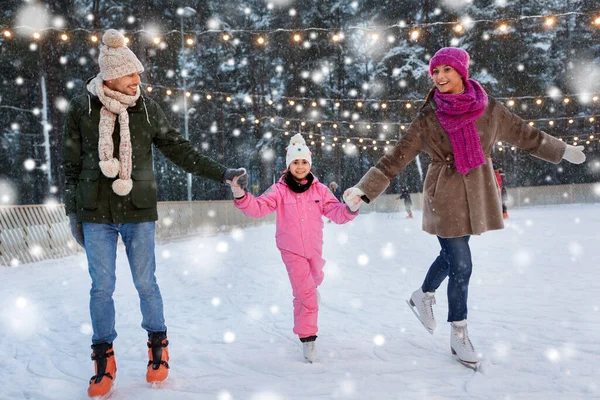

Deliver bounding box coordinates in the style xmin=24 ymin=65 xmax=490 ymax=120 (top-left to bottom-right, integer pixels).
xmin=87 ymin=74 xmax=140 ymax=196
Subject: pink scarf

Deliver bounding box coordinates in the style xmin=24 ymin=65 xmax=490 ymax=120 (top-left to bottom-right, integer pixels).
xmin=86 ymin=74 xmax=139 ymax=196
xmin=433 ymin=79 xmax=488 ymax=174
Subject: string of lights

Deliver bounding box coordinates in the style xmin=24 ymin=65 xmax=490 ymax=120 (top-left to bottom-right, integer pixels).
xmin=140 ymin=83 xmax=600 ymax=107
xmin=2 ymin=11 xmax=598 ymax=153
xmin=2 ymin=10 xmax=599 ymax=45
xmin=141 ymin=122 xmax=599 ymax=152
xmin=1 ymin=96 xmax=597 ymax=137
xmin=237 ymin=113 xmax=599 ymax=130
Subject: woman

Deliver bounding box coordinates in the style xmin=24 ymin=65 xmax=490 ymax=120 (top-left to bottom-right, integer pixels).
xmin=343 ymin=47 xmax=585 ymax=368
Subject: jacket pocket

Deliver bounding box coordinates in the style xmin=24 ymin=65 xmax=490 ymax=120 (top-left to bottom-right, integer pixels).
xmin=308 ymin=198 xmax=324 ymax=220
xmin=131 ymin=170 xmax=157 ymax=209
xmin=423 ymin=167 xmax=444 ymax=203
xmin=77 ymin=169 xmax=101 ymax=210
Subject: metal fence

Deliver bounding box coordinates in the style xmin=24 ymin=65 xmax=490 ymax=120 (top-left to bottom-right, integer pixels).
xmin=1 ymin=182 xmax=598 ymax=266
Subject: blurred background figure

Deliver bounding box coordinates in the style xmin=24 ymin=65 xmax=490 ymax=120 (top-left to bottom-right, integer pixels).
xmin=494 ymin=165 xmax=508 ymax=219
xmin=329 ymin=181 xmax=342 ymax=202
xmin=397 ymin=186 xmax=413 ymax=219
xmin=327 ymin=182 xmax=343 ymax=223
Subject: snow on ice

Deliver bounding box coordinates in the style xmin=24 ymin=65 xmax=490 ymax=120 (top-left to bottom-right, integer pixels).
xmin=1 ymin=204 xmax=599 ymax=399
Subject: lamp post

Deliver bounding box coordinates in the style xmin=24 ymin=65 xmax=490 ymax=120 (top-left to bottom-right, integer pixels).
xmin=177 ymin=6 xmax=196 ymax=201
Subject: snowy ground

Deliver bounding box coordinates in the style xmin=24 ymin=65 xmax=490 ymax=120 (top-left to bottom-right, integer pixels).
xmin=1 ymin=204 xmax=599 ymax=400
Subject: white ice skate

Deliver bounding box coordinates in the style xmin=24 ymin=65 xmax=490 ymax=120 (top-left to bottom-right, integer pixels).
xmin=406 ymin=288 xmax=436 ymax=334
xmin=450 ymin=320 xmax=480 ymax=370
xmin=302 ymin=341 xmax=317 ymax=363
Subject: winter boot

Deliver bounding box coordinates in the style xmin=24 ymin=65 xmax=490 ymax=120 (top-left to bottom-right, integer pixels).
xmin=502 ymin=212 xmax=509 ymax=219
xmin=88 ymin=342 xmax=116 ymax=399
xmin=406 ymin=214 xmax=413 ymax=219
xmin=300 ymin=335 xmax=317 ymax=363
xmin=146 ymin=331 xmax=169 ymax=383
xmin=407 ymin=288 xmax=436 ymax=334
xmin=450 ymin=320 xmax=479 ymax=366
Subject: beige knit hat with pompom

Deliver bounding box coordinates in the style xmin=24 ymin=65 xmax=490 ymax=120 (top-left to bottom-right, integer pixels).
xmin=99 ymin=29 xmax=144 ymax=81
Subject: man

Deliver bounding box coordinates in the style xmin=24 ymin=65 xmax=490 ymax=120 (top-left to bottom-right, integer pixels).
xmin=62 ymin=29 xmax=246 ymax=398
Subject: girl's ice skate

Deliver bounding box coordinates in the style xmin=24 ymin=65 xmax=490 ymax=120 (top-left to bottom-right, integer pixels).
xmin=450 ymin=320 xmax=479 ymax=370
xmin=406 ymin=288 xmax=436 ymax=334
xmin=302 ymin=341 xmax=317 ymax=363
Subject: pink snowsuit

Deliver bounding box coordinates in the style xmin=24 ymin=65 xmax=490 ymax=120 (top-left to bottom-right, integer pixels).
xmin=234 ymin=174 xmax=357 ymax=338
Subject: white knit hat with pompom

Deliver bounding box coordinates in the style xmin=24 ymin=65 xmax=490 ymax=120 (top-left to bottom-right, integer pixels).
xmin=99 ymin=29 xmax=144 ymax=81
xmin=285 ymin=133 xmax=312 ymax=168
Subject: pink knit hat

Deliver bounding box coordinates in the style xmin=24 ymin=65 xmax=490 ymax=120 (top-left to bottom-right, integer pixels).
xmin=99 ymin=29 xmax=144 ymax=81
xmin=429 ymin=47 xmax=470 ymax=80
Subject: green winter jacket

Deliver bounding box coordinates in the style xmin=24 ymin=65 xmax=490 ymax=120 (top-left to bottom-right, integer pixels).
xmin=62 ymin=89 xmax=227 ymax=224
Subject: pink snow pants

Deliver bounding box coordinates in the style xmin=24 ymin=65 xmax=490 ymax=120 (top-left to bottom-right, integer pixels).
xmin=280 ymin=250 xmax=326 ymax=338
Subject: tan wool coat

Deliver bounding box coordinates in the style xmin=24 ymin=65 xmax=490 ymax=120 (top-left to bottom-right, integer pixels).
xmin=356 ymin=97 xmax=567 ymax=238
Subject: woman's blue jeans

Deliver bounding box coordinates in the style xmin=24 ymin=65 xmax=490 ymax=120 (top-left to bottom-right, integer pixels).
xmin=421 ymin=236 xmax=473 ymax=322
xmin=82 ymin=221 xmax=167 ymax=344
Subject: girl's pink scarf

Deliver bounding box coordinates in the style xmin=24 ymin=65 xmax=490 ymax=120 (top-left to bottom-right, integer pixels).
xmin=433 ymin=79 xmax=488 ymax=174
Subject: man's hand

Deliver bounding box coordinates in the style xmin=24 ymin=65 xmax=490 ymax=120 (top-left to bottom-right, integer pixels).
xmin=68 ymin=214 xmax=85 ymax=248
xmin=224 ymin=168 xmax=248 ymax=190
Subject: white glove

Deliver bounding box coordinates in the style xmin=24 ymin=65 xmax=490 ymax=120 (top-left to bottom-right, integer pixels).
xmin=343 ymin=187 xmax=365 ymax=211
xmin=229 ymin=173 xmax=246 ymax=199
xmin=562 ymin=145 xmax=586 ymax=164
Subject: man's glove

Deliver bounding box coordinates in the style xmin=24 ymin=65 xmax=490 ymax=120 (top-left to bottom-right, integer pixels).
xmin=562 ymin=145 xmax=586 ymax=164
xmin=68 ymin=214 xmax=84 ymax=248
xmin=224 ymin=168 xmax=248 ymax=190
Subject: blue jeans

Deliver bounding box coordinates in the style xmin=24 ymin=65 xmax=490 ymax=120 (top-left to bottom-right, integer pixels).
xmin=82 ymin=222 xmax=166 ymax=344
xmin=421 ymin=236 xmax=472 ymax=322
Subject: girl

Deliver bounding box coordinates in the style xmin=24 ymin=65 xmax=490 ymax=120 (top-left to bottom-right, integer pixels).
xmin=343 ymin=47 xmax=585 ymax=369
xmin=228 ymin=133 xmax=361 ymax=362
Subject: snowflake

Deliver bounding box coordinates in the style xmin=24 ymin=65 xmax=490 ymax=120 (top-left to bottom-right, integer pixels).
xmin=223 ymin=331 xmax=236 ymax=343
xmin=23 ymin=159 xmax=36 ymax=171
xmin=216 ymin=241 xmax=229 ymax=253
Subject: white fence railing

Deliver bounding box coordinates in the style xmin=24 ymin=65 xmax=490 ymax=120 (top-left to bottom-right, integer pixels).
xmin=1 ymin=183 xmax=598 ymax=266
xmin=0 ymin=201 xmax=274 ymax=267
xmin=358 ymin=182 xmax=600 ymax=213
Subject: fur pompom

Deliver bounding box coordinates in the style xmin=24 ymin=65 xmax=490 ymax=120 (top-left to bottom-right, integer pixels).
xmin=99 ymin=158 xmax=120 ymax=178
xmin=112 ymin=178 xmax=133 ymax=196
xmin=102 ymin=29 xmax=126 ymax=48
